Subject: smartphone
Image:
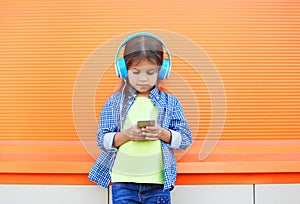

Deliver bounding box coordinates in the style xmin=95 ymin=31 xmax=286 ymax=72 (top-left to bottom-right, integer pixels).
xmin=137 ymin=120 xmax=155 ymax=128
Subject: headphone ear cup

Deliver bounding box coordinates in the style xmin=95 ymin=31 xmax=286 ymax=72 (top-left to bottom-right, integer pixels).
xmin=158 ymin=59 xmax=170 ymax=80
xmin=116 ymin=58 xmax=128 ymax=78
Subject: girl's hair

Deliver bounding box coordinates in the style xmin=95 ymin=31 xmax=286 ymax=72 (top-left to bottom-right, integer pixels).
xmin=124 ymin=35 xmax=163 ymax=69
xmin=114 ymin=35 xmax=166 ymax=93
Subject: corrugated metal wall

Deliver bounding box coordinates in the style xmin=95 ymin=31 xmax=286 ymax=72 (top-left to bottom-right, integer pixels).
xmin=1 ymin=0 xmax=300 ymax=182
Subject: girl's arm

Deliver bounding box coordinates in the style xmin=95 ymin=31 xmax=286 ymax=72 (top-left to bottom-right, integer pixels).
xmin=96 ymin=94 xmax=120 ymax=151
xmin=167 ymin=96 xmax=193 ymax=150
xmin=159 ymin=128 xmax=172 ymax=144
xmin=113 ymin=132 xmax=129 ymax=147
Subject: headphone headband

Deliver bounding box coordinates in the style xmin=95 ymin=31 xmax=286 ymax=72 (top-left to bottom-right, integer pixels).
xmin=115 ymin=32 xmax=172 ymax=80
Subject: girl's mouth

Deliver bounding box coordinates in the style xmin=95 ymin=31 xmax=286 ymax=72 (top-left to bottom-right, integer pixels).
xmin=138 ymin=84 xmax=148 ymax=88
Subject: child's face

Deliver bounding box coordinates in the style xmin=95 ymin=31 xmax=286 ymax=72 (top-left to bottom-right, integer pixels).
xmin=128 ymin=59 xmax=159 ymax=96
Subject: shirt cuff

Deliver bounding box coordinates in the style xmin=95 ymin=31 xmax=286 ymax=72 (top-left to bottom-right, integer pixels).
xmin=103 ymin=132 xmax=117 ymax=150
xmin=169 ymin=129 xmax=182 ymax=149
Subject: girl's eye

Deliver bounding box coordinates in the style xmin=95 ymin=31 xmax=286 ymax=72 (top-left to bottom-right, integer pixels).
xmin=147 ymin=69 xmax=156 ymax=75
xmin=132 ymin=69 xmax=140 ymax=74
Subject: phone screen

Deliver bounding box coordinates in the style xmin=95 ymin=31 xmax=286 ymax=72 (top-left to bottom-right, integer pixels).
xmin=137 ymin=120 xmax=155 ymax=128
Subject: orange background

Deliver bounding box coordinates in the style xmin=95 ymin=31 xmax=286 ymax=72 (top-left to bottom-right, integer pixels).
xmin=1 ymin=0 xmax=300 ymax=184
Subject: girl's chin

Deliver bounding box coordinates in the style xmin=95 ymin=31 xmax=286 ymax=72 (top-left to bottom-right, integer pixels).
xmin=137 ymin=89 xmax=151 ymax=95
xmin=135 ymin=85 xmax=155 ymax=94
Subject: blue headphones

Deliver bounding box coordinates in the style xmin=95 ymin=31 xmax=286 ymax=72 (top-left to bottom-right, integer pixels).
xmin=115 ymin=32 xmax=172 ymax=80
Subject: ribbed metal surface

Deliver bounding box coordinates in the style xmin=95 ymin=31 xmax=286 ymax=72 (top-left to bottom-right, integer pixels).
xmin=1 ymin=0 xmax=299 ymax=142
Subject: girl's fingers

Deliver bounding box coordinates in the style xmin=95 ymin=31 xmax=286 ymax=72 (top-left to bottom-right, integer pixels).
xmin=145 ymin=136 xmax=159 ymax=141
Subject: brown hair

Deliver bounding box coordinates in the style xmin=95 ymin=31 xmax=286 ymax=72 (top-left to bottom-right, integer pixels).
xmin=124 ymin=35 xmax=163 ymax=69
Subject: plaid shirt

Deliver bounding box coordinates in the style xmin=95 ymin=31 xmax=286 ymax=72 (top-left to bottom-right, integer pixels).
xmin=88 ymin=87 xmax=192 ymax=190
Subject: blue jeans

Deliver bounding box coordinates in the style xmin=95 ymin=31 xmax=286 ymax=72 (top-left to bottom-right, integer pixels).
xmin=112 ymin=182 xmax=171 ymax=204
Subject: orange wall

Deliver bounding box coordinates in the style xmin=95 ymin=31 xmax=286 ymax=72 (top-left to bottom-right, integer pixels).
xmin=1 ymin=0 xmax=300 ymax=184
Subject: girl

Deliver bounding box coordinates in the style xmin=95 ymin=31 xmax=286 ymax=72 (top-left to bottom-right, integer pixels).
xmin=88 ymin=32 xmax=192 ymax=204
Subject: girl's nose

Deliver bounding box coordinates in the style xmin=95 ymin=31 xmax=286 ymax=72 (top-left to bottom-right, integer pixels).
xmin=139 ymin=73 xmax=147 ymax=81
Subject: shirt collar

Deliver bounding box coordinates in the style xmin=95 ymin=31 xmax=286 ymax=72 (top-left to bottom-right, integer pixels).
xmin=130 ymin=86 xmax=164 ymax=105
xmin=150 ymin=86 xmax=167 ymax=108
xmin=149 ymin=86 xmax=160 ymax=99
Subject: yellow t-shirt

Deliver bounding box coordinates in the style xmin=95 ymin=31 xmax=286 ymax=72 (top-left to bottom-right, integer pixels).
xmin=111 ymin=96 xmax=164 ymax=184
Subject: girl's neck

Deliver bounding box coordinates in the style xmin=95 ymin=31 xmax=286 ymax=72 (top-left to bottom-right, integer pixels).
xmin=137 ymin=92 xmax=150 ymax=98
xmin=136 ymin=86 xmax=155 ymax=98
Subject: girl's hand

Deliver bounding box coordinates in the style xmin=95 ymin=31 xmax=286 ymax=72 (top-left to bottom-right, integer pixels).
xmin=141 ymin=125 xmax=164 ymax=141
xmin=142 ymin=125 xmax=172 ymax=144
xmin=121 ymin=125 xmax=145 ymax=141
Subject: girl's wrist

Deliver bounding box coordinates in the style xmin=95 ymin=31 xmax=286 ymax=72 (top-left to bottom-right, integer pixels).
xmin=113 ymin=131 xmax=130 ymax=147
xmin=159 ymin=128 xmax=172 ymax=144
